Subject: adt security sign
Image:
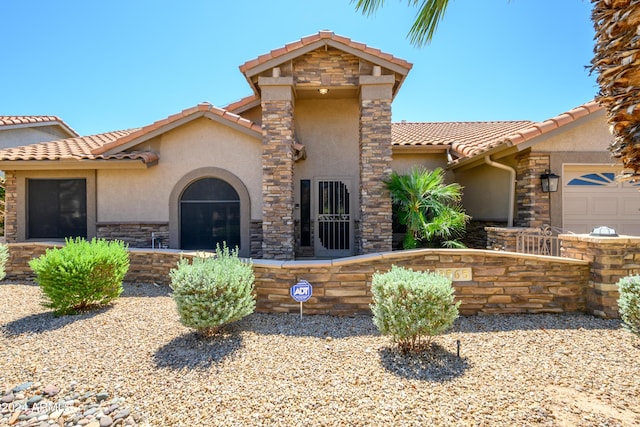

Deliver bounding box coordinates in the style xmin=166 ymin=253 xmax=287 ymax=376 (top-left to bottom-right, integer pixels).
xmin=291 ymin=280 xmax=312 ymax=303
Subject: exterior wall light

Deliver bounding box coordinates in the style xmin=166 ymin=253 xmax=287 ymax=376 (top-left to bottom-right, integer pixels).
xmin=590 ymin=226 xmax=618 ymax=237
xmin=318 ymin=88 xmax=329 ymax=95
xmin=540 ymin=170 xmax=560 ymax=193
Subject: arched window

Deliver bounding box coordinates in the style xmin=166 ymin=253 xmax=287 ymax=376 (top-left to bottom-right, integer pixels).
xmin=180 ymin=178 xmax=240 ymax=250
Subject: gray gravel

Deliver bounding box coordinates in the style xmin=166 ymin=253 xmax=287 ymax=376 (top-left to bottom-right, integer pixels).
xmin=1 ymin=281 xmax=639 ymax=426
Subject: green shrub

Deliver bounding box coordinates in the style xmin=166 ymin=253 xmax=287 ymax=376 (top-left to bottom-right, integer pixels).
xmin=170 ymin=244 xmax=255 ymax=336
xmin=29 ymin=238 xmax=129 ymax=315
xmin=617 ymin=274 xmax=640 ymax=337
xmin=371 ymin=265 xmax=460 ymax=352
xmin=0 ymin=243 xmax=8 ymax=281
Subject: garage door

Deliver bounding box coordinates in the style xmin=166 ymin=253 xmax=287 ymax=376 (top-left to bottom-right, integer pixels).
xmin=563 ymin=165 xmax=640 ymax=236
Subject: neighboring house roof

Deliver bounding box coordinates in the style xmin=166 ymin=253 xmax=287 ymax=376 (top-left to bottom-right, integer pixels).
xmin=0 ymin=129 xmax=158 ymax=165
xmin=0 ymin=115 xmax=79 ymax=137
xmin=239 ymin=30 xmax=413 ymax=99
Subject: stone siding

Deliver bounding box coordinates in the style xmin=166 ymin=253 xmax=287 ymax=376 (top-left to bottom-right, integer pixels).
xmin=358 ymin=98 xmax=393 ymax=254
xmin=4 ymin=171 xmax=17 ymax=243
xmin=261 ymin=99 xmax=295 ymax=259
xmin=561 ymin=234 xmax=640 ymax=318
xmin=516 ymin=153 xmax=551 ymax=227
xmin=293 ymin=48 xmax=362 ymax=87
xmin=96 ymin=223 xmax=169 ymax=248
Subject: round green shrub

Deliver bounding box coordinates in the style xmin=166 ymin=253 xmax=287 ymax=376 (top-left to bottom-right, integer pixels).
xmin=371 ymin=265 xmax=460 ymax=352
xmin=170 ymin=244 xmax=255 ymax=336
xmin=29 ymin=238 xmax=130 ymax=315
xmin=617 ymin=274 xmax=640 ymax=337
xmin=0 ymin=243 xmax=9 ymax=281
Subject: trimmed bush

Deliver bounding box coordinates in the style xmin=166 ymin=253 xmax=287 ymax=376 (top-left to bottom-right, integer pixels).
xmin=617 ymin=274 xmax=640 ymax=337
xmin=0 ymin=243 xmax=8 ymax=281
xmin=371 ymin=265 xmax=460 ymax=352
xmin=29 ymin=238 xmax=129 ymax=315
xmin=170 ymin=244 xmax=255 ymax=336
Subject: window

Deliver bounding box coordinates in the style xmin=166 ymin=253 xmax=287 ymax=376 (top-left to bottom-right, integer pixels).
xmin=180 ymin=178 xmax=240 ymax=250
xmin=28 ymin=179 xmax=87 ymax=239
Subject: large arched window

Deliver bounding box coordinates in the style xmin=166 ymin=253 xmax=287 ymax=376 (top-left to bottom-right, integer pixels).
xmin=180 ymin=178 xmax=240 ymax=250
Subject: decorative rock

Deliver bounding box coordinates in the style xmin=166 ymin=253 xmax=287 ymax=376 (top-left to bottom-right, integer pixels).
xmin=95 ymin=392 xmax=109 ymax=403
xmin=26 ymin=395 xmax=43 ymax=407
xmin=113 ymin=408 xmax=130 ymax=420
xmin=42 ymin=384 xmax=60 ymax=397
xmin=12 ymin=382 xmax=33 ymax=393
xmin=99 ymin=415 xmax=114 ymax=426
xmin=1 ymin=393 xmax=14 ymax=403
xmin=86 ymin=421 xmax=101 ymax=427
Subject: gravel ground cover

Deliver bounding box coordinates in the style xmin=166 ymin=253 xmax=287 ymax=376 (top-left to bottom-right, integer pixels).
xmin=1 ymin=281 xmax=639 ymax=427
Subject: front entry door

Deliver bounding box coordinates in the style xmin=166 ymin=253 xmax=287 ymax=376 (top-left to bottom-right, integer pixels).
xmin=314 ymin=178 xmax=354 ymax=257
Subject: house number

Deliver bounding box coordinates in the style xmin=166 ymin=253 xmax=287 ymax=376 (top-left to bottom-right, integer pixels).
xmin=435 ymin=267 xmax=472 ymax=282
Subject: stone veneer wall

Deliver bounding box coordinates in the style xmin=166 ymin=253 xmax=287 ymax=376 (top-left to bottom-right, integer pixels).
xmin=261 ymin=98 xmax=295 ymax=260
xmin=250 ymin=220 xmax=263 ymax=259
xmin=5 ymin=244 xmax=591 ymax=316
xmin=96 ymin=223 xmax=169 ymax=248
xmin=515 ymin=153 xmax=551 ymax=227
xmin=3 ymin=171 xmax=17 ymax=243
xmin=358 ymin=98 xmax=393 ymax=254
xmin=561 ymin=234 xmax=640 ymax=318
xmin=485 ymin=226 xmax=536 ymax=252
xmin=464 ymin=220 xmax=508 ymax=249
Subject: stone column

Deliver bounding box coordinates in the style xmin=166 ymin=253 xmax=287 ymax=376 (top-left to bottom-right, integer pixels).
xmin=358 ymin=75 xmax=394 ymax=254
xmin=3 ymin=171 xmax=17 ymax=242
xmin=515 ymin=153 xmax=551 ymax=227
xmin=259 ymin=76 xmax=296 ymax=259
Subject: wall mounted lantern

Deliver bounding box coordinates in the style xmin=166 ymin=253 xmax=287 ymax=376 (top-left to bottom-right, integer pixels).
xmin=540 ymin=170 xmax=560 ymax=193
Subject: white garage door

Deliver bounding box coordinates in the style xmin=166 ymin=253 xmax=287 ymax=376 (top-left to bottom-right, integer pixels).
xmin=563 ymin=165 xmax=640 ymax=236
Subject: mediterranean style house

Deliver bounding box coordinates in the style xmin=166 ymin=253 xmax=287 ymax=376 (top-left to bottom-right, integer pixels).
xmin=0 ymin=31 xmax=636 ymax=260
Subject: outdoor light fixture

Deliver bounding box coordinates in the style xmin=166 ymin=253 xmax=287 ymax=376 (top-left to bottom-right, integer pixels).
xmin=590 ymin=226 xmax=618 ymax=237
xmin=318 ymin=88 xmax=329 ymax=95
xmin=540 ymin=169 xmax=560 ymax=193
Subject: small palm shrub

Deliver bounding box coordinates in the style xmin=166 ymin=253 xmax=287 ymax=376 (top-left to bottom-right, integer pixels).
xmin=0 ymin=243 xmax=8 ymax=280
xmin=170 ymin=244 xmax=255 ymax=336
xmin=617 ymin=275 xmax=640 ymax=337
xmin=29 ymin=238 xmax=129 ymax=315
xmin=371 ymin=265 xmax=460 ymax=352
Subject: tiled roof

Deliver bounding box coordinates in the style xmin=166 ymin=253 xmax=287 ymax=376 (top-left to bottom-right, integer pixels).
xmin=452 ymin=100 xmax=604 ymax=159
xmin=224 ymin=95 xmax=260 ymax=114
xmin=0 ymin=115 xmax=78 ymax=136
xmin=92 ymin=102 xmax=261 ymax=155
xmin=0 ymin=129 xmax=157 ymax=164
xmin=392 ymin=121 xmax=533 ymax=148
xmin=239 ymin=30 xmax=413 ymax=74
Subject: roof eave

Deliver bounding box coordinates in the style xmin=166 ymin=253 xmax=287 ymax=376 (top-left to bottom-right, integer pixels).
xmin=0 ymin=159 xmax=155 ymax=170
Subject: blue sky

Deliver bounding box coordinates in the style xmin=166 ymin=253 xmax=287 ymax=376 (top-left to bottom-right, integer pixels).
xmin=2 ymin=0 xmax=597 ymax=136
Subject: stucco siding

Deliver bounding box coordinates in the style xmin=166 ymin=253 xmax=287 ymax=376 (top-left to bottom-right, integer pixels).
xmin=96 ymin=117 xmax=262 ymax=222
xmin=534 ymin=110 xmax=612 ymax=152
xmin=456 ymin=164 xmax=514 ymax=221
xmin=390 ymin=153 xmax=448 ymax=175
xmin=293 ymin=98 xmax=360 ymax=219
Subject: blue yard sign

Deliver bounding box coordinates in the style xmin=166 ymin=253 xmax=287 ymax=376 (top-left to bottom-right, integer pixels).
xmin=291 ymin=280 xmax=312 ymax=303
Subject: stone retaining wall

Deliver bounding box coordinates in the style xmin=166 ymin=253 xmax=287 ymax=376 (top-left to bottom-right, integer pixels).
xmin=5 ymin=244 xmax=593 ymax=317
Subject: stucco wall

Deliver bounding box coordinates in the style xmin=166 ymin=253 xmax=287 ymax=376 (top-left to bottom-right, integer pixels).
xmin=455 ymin=162 xmax=517 ymax=222
xmin=293 ymin=98 xmax=360 ymax=221
xmin=390 ymin=153 xmax=448 ymax=175
xmin=96 ymin=117 xmax=263 ymax=221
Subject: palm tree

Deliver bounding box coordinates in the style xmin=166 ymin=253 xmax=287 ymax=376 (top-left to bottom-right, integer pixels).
xmin=385 ymin=167 xmax=469 ymax=249
xmin=353 ymin=0 xmax=640 ymax=177
xmin=591 ymin=0 xmax=640 ymax=179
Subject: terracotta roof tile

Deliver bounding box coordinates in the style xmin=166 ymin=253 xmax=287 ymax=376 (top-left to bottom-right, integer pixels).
xmin=0 ymin=129 xmax=156 ymax=164
xmin=0 ymin=115 xmax=78 ymax=136
xmin=239 ymin=31 xmax=412 ymax=74
xmin=392 ymin=120 xmax=534 ymax=149
xmin=448 ymin=100 xmax=604 ymax=162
